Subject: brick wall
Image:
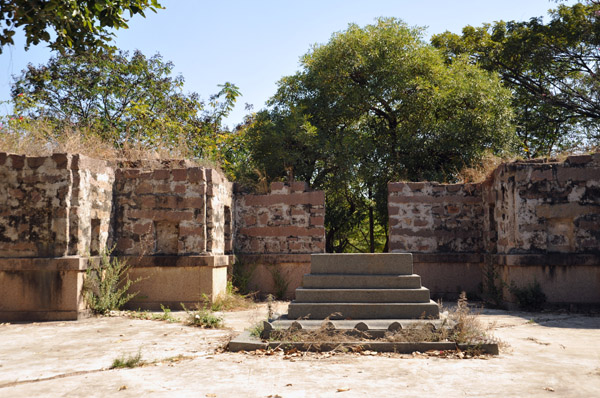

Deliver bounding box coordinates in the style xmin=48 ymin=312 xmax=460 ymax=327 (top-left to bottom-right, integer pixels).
xmin=388 ymin=182 xmax=484 ymax=253
xmin=489 ymin=155 xmax=600 ymax=255
xmin=234 ymin=181 xmax=326 ymax=254
xmin=0 ymin=153 xmax=114 ymax=258
xmin=388 ymin=153 xmax=600 ymax=305
xmin=113 ymin=165 xmax=232 ymax=256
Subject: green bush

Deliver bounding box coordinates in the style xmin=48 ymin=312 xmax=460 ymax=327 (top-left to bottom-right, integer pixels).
xmin=510 ymin=280 xmax=547 ymax=311
xmin=84 ymin=248 xmax=141 ymax=315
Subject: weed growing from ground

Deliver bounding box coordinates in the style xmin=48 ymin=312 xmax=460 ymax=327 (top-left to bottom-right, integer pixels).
xmin=205 ymin=282 xmax=256 ymax=312
xmin=269 ymin=266 xmax=289 ymax=300
xmin=111 ymin=350 xmax=143 ymax=369
xmin=509 ymin=280 xmax=547 ymax=311
xmin=84 ymin=248 xmax=141 ymax=315
xmin=181 ymin=303 xmax=223 ymax=328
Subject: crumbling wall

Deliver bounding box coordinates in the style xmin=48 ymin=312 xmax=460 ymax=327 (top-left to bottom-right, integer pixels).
xmin=234 ymin=181 xmax=326 ymax=298
xmin=388 ymin=153 xmax=600 ymax=305
xmin=234 ymin=182 xmax=325 ymax=254
xmin=489 ymin=155 xmax=600 ymax=255
xmin=388 ymin=182 xmax=484 ymax=253
xmin=0 ymin=153 xmax=114 ymax=258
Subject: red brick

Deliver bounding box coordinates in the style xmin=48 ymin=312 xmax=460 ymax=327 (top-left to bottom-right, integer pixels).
xmin=188 ymin=168 xmax=204 ymax=183
xmin=140 ymin=196 xmax=156 ymax=208
xmin=8 ymin=188 xmax=25 ymax=200
xmin=173 ymin=184 xmax=186 ymax=194
xmin=9 ymin=155 xmax=25 ymax=169
xmin=116 ymin=238 xmax=134 ymax=251
xmin=51 ymin=153 xmax=69 ymax=169
xmin=567 ymin=155 xmax=593 ymax=165
xmin=26 ymin=157 xmax=47 ymax=169
xmin=270 ymin=182 xmax=285 ymax=192
xmin=127 ymin=209 xmax=193 ymax=221
xmin=406 ymin=182 xmax=427 ymax=190
xmin=309 ymin=216 xmax=324 ymax=226
xmin=179 ymin=197 xmax=203 ymax=208
xmin=413 ymin=219 xmax=429 ymax=227
xmin=238 ymin=226 xmax=323 ymax=237
xmin=388 ymin=182 xmax=407 ymax=192
xmin=446 ymin=205 xmax=460 ymax=214
xmin=244 ymin=215 xmax=257 ymax=226
xmin=291 ymin=181 xmax=308 ymax=192
xmin=135 ymin=182 xmax=153 ymax=194
xmin=446 ymin=184 xmax=462 ymax=192
xmin=132 ymin=221 xmax=153 ymax=235
xmin=172 ymin=169 xmax=187 ymax=181
xmin=179 ymin=225 xmax=204 ymax=236
xmin=152 ymin=169 xmax=170 ymax=180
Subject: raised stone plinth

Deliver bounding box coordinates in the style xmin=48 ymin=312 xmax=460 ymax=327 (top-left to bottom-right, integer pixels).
xmin=287 ymin=253 xmax=440 ymax=320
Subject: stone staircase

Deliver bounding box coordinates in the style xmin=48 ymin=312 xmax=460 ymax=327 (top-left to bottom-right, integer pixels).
xmin=287 ymin=253 xmax=439 ymax=319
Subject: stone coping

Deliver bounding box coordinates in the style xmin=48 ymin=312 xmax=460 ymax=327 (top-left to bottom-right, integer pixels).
xmin=228 ymin=330 xmax=499 ymax=355
xmin=234 ymin=253 xmax=312 ymax=264
xmin=0 ymin=254 xmax=231 ymax=271
xmin=493 ymin=253 xmax=600 ymax=267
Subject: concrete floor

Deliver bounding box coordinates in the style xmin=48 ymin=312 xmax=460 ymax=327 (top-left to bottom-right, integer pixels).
xmin=0 ymin=302 xmax=599 ymax=397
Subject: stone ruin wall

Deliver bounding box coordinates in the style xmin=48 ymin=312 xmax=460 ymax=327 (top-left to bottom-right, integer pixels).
xmin=389 ymin=153 xmax=600 ymax=305
xmin=0 ymin=153 xmax=324 ymax=318
xmin=0 ymin=153 xmax=114 ymax=258
xmin=233 ymin=181 xmax=326 ymax=298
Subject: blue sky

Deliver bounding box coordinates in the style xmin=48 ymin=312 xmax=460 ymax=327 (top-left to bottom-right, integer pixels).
xmin=0 ymin=0 xmax=578 ymax=128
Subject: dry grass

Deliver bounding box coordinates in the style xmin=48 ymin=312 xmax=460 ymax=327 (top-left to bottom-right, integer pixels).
xmin=0 ymin=120 xmax=218 ymax=168
xmin=455 ymin=152 xmax=511 ymax=183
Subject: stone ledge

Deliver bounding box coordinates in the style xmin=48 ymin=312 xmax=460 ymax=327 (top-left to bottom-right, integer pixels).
xmin=412 ymin=253 xmax=484 ymax=263
xmin=235 ymin=253 xmax=312 ymax=264
xmin=0 ymin=257 xmax=89 ymax=271
xmin=123 ymin=255 xmax=230 ymax=268
xmin=228 ymin=331 xmax=499 ymax=355
xmin=494 ymin=253 xmax=600 ymax=267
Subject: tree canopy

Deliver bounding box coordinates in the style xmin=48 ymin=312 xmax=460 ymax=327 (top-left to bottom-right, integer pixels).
xmin=10 ymin=50 xmax=240 ymax=161
xmin=0 ymin=0 xmax=162 ymax=54
xmin=432 ymin=1 xmax=600 ymax=157
xmin=240 ymin=18 xmax=515 ymax=252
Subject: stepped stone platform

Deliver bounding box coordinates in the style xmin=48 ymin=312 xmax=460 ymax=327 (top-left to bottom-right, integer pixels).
xmin=287 ymin=253 xmax=440 ymax=320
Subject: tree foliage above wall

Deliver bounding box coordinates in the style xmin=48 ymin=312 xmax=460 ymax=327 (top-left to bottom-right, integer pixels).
xmin=239 ymin=18 xmax=516 ymax=252
xmin=432 ymin=1 xmax=600 ymax=157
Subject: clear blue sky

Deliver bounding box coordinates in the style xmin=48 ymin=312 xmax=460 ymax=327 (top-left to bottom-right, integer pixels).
xmin=0 ymin=0 xmax=578 ymax=128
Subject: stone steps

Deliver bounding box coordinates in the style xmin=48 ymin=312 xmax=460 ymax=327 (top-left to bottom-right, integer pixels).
xmin=287 ymin=253 xmax=439 ymax=320
xmin=295 ymin=287 xmax=431 ymax=303
xmin=287 ymin=301 xmax=440 ymax=320
xmin=302 ymin=274 xmax=423 ymax=289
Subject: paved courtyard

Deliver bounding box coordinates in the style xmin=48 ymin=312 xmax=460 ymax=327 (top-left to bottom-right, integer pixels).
xmin=1 ymin=302 xmax=599 ymax=397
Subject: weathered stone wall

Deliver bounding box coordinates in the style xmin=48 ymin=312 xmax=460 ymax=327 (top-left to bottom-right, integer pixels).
xmin=388 ymin=182 xmax=484 ymax=253
xmin=0 ymin=153 xmax=114 ymax=258
xmin=112 ymin=165 xmax=232 ymax=256
xmin=388 ymin=153 xmax=600 ymax=305
xmin=489 ymin=155 xmax=600 ymax=255
xmin=233 ymin=181 xmax=326 ymax=298
xmin=234 ymin=182 xmax=325 ymax=254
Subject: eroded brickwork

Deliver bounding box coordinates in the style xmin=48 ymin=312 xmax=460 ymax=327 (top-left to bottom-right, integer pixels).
xmin=388 ymin=182 xmax=484 ymax=253
xmin=489 ymin=155 xmax=600 ymax=255
xmin=0 ymin=153 xmax=114 ymax=257
xmin=234 ymin=182 xmax=326 ymax=254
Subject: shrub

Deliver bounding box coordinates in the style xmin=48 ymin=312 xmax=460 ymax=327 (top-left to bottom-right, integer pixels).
xmin=510 ymin=280 xmax=547 ymax=311
xmin=84 ymin=248 xmax=141 ymax=315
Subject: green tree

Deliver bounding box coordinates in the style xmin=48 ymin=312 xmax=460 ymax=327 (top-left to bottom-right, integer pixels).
xmin=11 ymin=50 xmax=239 ymax=159
xmin=241 ymin=18 xmax=515 ymax=252
xmin=0 ymin=0 xmax=162 ymax=54
xmin=432 ymin=1 xmax=600 ymax=157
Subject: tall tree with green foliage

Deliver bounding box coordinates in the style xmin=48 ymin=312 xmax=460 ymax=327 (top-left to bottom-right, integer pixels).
xmin=241 ymin=18 xmax=515 ymax=252
xmin=0 ymin=0 xmax=162 ymax=54
xmin=11 ymin=50 xmax=240 ymax=161
xmin=432 ymin=1 xmax=600 ymax=157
